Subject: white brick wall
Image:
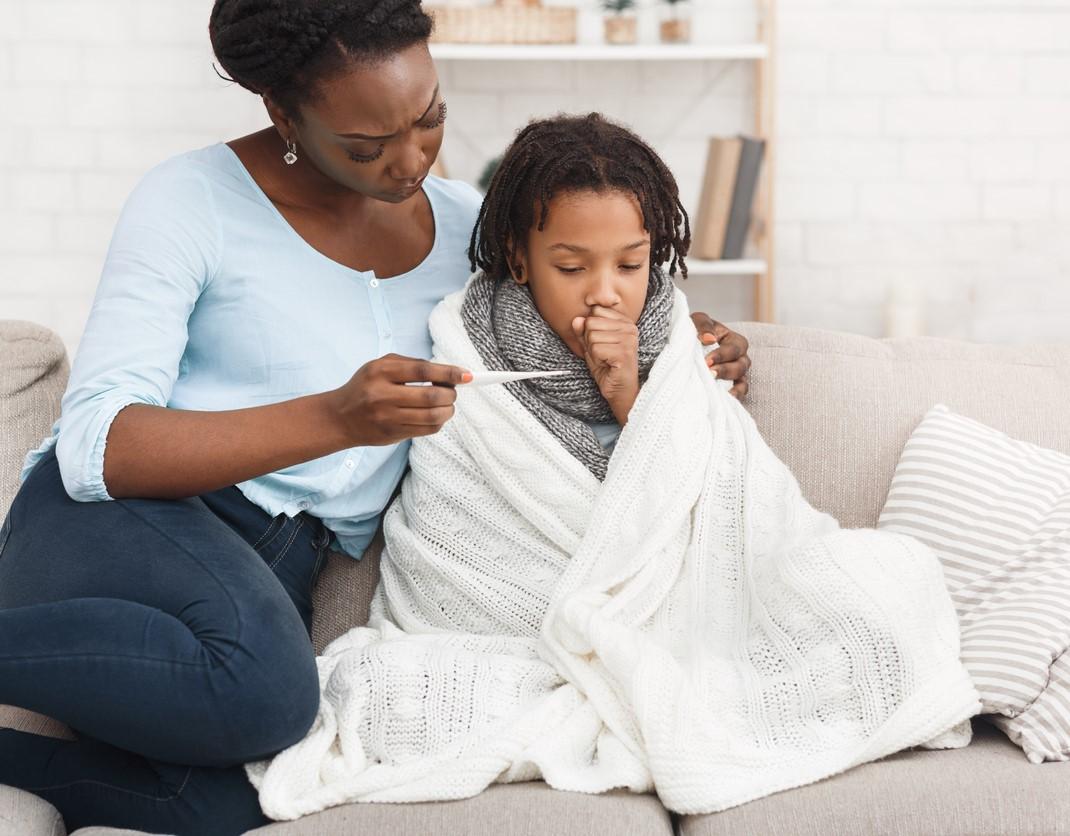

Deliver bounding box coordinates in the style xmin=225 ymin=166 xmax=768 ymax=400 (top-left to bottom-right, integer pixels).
xmin=1 ymin=0 xmax=1067 ymax=356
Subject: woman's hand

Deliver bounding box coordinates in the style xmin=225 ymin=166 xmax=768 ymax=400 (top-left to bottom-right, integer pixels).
xmin=572 ymin=306 xmax=640 ymax=426
xmin=690 ymin=312 xmax=751 ymax=399
xmin=330 ymin=354 xmax=472 ymax=446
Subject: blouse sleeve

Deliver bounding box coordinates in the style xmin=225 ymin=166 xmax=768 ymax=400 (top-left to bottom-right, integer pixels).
xmin=55 ymin=159 xmax=222 ymax=501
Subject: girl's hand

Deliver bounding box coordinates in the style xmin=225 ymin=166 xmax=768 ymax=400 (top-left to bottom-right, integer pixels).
xmin=330 ymin=354 xmax=472 ymax=446
xmin=572 ymin=306 xmax=640 ymax=426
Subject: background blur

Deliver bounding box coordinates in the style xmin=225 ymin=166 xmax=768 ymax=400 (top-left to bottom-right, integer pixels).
xmin=1 ymin=0 xmax=1068 ymax=356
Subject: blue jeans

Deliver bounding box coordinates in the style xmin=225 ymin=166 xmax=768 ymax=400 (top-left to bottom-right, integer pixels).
xmin=0 ymin=447 xmax=331 ymax=835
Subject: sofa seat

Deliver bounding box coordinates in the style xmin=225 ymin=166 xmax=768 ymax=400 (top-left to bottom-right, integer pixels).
xmin=37 ymin=721 xmax=1070 ymax=836
xmin=19 ymin=784 xmax=673 ymax=836
xmin=0 ymin=787 xmax=64 ymax=836
xmin=679 ymin=720 xmax=1070 ymax=836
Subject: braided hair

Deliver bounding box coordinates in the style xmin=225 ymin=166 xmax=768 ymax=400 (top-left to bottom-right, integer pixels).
xmin=209 ymin=0 xmax=433 ymax=119
xmin=469 ymin=112 xmax=691 ymax=282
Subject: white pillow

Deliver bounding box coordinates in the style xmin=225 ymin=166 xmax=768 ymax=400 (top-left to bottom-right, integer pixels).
xmin=878 ymin=404 xmax=1070 ymax=763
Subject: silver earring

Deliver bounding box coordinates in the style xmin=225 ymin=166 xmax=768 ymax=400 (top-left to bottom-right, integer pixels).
xmin=283 ymin=139 xmax=298 ymax=165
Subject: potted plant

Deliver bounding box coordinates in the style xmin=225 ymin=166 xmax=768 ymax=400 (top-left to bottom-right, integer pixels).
xmin=659 ymin=0 xmax=692 ymax=43
xmin=477 ymin=154 xmax=503 ymax=194
xmin=602 ymin=0 xmax=637 ymax=46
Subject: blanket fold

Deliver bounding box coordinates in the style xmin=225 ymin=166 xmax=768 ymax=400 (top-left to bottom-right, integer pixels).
xmin=246 ymin=279 xmax=980 ymax=820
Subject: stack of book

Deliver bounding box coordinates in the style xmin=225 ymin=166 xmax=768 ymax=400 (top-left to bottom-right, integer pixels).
xmin=690 ymin=135 xmax=766 ymax=260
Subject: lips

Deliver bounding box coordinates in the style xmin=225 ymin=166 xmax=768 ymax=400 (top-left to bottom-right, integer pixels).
xmin=396 ymin=175 xmax=427 ymax=195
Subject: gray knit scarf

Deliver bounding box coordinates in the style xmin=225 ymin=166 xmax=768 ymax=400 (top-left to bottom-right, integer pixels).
xmin=460 ymin=268 xmax=675 ymax=481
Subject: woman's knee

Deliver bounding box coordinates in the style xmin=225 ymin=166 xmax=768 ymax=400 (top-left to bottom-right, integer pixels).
xmin=208 ymin=639 xmax=320 ymax=764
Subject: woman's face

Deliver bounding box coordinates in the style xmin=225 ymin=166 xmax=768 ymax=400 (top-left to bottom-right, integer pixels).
xmin=512 ymin=189 xmax=652 ymax=359
xmin=270 ymin=42 xmax=445 ymax=204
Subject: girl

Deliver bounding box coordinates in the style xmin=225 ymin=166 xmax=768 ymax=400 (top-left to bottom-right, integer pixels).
xmin=0 ymin=2 xmax=749 ymax=834
xmin=246 ymin=113 xmax=978 ymax=821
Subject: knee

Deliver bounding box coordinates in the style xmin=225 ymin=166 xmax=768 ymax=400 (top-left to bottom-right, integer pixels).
xmin=257 ymin=651 xmax=321 ymax=753
xmin=214 ymin=644 xmax=320 ymax=764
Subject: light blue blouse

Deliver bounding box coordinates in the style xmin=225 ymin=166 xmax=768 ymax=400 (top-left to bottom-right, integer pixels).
xmin=21 ymin=142 xmax=484 ymax=559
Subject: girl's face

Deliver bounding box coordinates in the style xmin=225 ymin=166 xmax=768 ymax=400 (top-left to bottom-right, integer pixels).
xmin=511 ymin=189 xmax=652 ymax=359
xmin=267 ymin=42 xmax=445 ymax=204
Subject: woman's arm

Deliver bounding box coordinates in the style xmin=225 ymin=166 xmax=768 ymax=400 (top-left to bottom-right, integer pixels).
xmin=55 ymin=159 xmax=468 ymax=502
xmin=104 ymin=356 xmax=469 ymax=499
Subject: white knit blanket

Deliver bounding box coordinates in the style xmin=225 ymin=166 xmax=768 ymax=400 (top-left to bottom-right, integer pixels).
xmin=246 ymin=284 xmax=981 ymax=820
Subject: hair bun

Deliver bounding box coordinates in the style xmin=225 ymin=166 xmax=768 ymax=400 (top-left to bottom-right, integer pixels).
xmin=209 ymin=0 xmax=433 ymax=115
xmin=365 ymin=0 xmax=412 ymax=25
xmin=210 ymin=0 xmax=341 ymax=95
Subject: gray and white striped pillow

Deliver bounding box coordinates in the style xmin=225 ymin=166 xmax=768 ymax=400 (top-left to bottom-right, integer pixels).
xmin=878 ymin=404 xmax=1070 ymax=764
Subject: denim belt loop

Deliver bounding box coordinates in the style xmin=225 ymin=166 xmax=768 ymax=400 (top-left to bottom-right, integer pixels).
xmin=0 ymin=514 xmax=11 ymax=558
xmin=309 ymin=516 xmax=332 ymax=551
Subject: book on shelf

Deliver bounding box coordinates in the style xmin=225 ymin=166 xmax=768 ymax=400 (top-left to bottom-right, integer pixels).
xmin=690 ymin=135 xmax=766 ymax=261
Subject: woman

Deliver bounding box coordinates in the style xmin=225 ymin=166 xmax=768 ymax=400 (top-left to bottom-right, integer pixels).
xmin=0 ymin=1 xmax=750 ymax=834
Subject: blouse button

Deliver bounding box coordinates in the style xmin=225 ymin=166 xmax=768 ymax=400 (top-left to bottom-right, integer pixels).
xmin=344 ymin=458 xmax=355 ymax=469
xmin=369 ymin=278 xmax=380 ymax=288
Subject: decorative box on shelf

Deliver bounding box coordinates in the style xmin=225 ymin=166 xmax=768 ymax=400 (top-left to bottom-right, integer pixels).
xmin=426 ymin=0 xmax=577 ymax=45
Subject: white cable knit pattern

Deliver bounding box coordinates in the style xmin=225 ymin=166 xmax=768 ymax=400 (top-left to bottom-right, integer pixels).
xmin=245 ymin=281 xmax=981 ymax=820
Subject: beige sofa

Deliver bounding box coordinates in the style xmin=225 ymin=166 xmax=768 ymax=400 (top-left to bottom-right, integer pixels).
xmin=2 ymin=317 xmax=1069 ymax=836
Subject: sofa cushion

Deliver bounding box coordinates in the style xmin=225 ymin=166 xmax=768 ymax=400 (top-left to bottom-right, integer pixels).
xmin=244 ymin=783 xmax=673 ymax=836
xmin=734 ymin=322 xmax=1070 ymax=529
xmin=0 ymin=320 xmax=68 ymax=521
xmin=0 ymin=706 xmax=73 ymax=741
xmin=310 ymin=533 xmax=383 ymax=654
xmin=0 ymin=785 xmax=65 ymax=836
xmin=878 ymin=403 xmax=1070 ymax=764
xmin=67 ymin=830 xmax=146 ymax=836
xmin=0 ymin=323 xmax=76 ymax=750
xmin=678 ymin=719 xmax=1070 ymax=836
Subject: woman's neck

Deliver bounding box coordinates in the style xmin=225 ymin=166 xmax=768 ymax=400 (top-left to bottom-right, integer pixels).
xmin=228 ymin=128 xmax=375 ymax=220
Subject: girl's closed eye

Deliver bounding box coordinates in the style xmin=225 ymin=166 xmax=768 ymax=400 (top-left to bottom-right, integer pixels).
xmin=555 ymin=264 xmax=644 ymax=274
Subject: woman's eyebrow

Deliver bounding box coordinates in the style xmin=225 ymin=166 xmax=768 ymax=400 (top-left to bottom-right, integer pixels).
xmin=335 ymin=83 xmax=441 ymax=140
xmin=547 ymin=239 xmax=650 ymax=253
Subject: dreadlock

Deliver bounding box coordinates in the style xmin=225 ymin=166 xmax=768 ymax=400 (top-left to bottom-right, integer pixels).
xmin=468 ymin=112 xmax=691 ymax=282
xmin=209 ymin=0 xmax=433 ymax=119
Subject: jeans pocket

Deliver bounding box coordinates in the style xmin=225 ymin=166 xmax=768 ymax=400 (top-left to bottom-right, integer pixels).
xmin=258 ymin=517 xmax=305 ymax=571
xmin=0 ymin=514 xmax=11 ymax=560
xmin=251 ymin=514 xmax=287 ymax=553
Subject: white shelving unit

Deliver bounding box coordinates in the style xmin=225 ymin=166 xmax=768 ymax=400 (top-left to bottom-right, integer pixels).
xmin=429 ymin=0 xmax=777 ymax=321
xmin=684 ymin=258 xmax=767 ymax=276
xmin=429 ymin=43 xmax=769 ymax=61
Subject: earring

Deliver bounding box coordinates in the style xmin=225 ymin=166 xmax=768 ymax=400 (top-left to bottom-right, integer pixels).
xmin=283 ymin=139 xmax=298 ymax=165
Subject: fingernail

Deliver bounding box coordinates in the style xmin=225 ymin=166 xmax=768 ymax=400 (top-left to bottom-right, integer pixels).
xmin=461 ymin=372 xmax=473 ymax=383
xmin=711 ymin=366 xmax=719 ymax=378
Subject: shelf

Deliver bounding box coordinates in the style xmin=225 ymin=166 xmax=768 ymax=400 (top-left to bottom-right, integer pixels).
xmin=675 ymin=259 xmax=767 ymax=276
xmin=429 ymin=43 xmax=768 ymax=61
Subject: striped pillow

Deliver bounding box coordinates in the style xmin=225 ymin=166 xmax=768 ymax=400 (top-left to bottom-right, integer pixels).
xmin=878 ymin=404 xmax=1070 ymax=764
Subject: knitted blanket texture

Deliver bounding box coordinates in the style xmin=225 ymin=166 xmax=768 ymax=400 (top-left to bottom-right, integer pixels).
xmin=245 ymin=280 xmax=981 ymax=820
